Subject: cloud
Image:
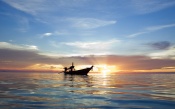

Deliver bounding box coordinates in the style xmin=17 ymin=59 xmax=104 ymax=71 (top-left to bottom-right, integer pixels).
xmin=131 ymin=0 xmax=175 ymax=14
xmin=2 ymin=0 xmax=52 ymax=15
xmin=149 ymin=45 xmax=175 ymax=59
xmin=2 ymin=0 xmax=90 ymax=16
xmin=0 ymin=42 xmax=38 ymax=50
xmin=54 ymin=31 xmax=69 ymax=36
xmin=67 ymin=18 xmax=116 ymax=29
xmin=5 ymin=0 xmax=173 ymax=34
xmin=1 ymin=48 xmax=56 ymax=69
xmin=101 ymin=55 xmax=175 ymax=71
xmin=40 ymin=31 xmax=70 ymax=38
xmin=42 ymin=32 xmax=53 ymax=37
xmin=148 ymin=41 xmax=171 ymax=50
xmin=0 ymin=42 xmax=62 ymax=70
xmin=0 ymin=44 xmax=93 ymax=70
xmin=49 ymin=39 xmax=120 ymax=56
xmin=62 ymin=39 xmax=120 ymax=50
xmin=3 ymin=0 xmax=175 ymax=20
xmin=127 ymin=23 xmax=175 ymax=38
xmin=44 ymin=32 xmax=52 ymax=36
xmin=127 ymin=32 xmax=147 ymax=38
xmin=146 ymin=23 xmax=175 ymax=31
xmin=0 ymin=42 xmax=175 ymax=72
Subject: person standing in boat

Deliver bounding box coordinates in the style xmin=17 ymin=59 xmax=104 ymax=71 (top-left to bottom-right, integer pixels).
xmin=64 ymin=67 xmax=68 ymax=73
xmin=69 ymin=62 xmax=75 ymax=72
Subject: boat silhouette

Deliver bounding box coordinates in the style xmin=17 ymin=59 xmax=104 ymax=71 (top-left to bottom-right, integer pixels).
xmin=63 ymin=63 xmax=93 ymax=75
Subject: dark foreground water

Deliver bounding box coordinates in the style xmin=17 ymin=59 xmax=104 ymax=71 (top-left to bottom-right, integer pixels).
xmin=0 ymin=72 xmax=175 ymax=109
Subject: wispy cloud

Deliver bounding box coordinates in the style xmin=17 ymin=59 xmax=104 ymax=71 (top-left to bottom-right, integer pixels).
xmin=40 ymin=30 xmax=70 ymax=38
xmin=40 ymin=32 xmax=53 ymax=38
xmin=62 ymin=39 xmax=120 ymax=50
xmin=0 ymin=42 xmax=38 ymax=51
xmin=67 ymin=18 xmax=116 ymax=29
xmin=2 ymin=0 xmax=52 ymax=15
xmin=128 ymin=23 xmax=175 ymax=38
xmin=4 ymin=0 xmax=175 ymax=17
xmin=43 ymin=32 xmax=52 ymax=36
xmin=131 ymin=0 xmax=175 ymax=14
xmin=127 ymin=32 xmax=147 ymax=38
xmin=49 ymin=39 xmax=120 ymax=56
xmin=2 ymin=0 xmax=88 ymax=15
xmin=4 ymin=0 xmax=174 ymax=33
xmin=146 ymin=24 xmax=175 ymax=31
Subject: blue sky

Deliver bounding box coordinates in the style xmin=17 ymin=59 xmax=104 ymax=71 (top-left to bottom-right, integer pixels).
xmin=0 ymin=0 xmax=175 ymax=72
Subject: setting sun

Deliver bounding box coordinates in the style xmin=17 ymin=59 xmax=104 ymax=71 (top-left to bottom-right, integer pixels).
xmin=76 ymin=64 xmax=119 ymax=75
xmin=94 ymin=64 xmax=118 ymax=75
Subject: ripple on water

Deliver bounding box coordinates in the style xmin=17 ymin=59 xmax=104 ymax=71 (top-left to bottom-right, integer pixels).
xmin=0 ymin=72 xmax=175 ymax=108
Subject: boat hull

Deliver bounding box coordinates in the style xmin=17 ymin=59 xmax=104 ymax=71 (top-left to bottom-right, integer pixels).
xmin=64 ymin=66 xmax=93 ymax=75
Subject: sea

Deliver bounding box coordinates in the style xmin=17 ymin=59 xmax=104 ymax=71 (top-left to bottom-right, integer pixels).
xmin=0 ymin=72 xmax=175 ymax=109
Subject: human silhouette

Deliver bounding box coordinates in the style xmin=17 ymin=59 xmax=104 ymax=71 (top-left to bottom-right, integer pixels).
xmin=64 ymin=67 xmax=68 ymax=72
xmin=69 ymin=62 xmax=75 ymax=72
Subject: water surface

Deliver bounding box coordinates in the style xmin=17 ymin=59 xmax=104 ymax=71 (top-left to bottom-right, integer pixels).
xmin=0 ymin=72 xmax=175 ymax=108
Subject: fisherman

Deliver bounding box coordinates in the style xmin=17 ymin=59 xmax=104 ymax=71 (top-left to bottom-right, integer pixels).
xmin=69 ymin=65 xmax=75 ymax=72
xmin=64 ymin=67 xmax=68 ymax=72
xmin=68 ymin=62 xmax=75 ymax=72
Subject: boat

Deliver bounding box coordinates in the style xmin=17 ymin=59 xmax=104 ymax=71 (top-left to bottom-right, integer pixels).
xmin=63 ymin=63 xmax=93 ymax=75
xmin=64 ymin=66 xmax=93 ymax=75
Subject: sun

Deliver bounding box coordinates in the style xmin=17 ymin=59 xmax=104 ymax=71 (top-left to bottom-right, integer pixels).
xmin=101 ymin=65 xmax=110 ymax=74
xmin=77 ymin=64 xmax=119 ymax=75
xmin=95 ymin=64 xmax=118 ymax=75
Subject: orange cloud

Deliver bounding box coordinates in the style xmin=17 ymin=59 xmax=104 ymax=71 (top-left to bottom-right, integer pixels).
xmin=1 ymin=47 xmax=175 ymax=73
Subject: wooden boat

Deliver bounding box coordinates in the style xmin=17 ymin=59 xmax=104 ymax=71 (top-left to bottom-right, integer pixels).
xmin=64 ymin=66 xmax=93 ymax=75
xmin=63 ymin=63 xmax=93 ymax=75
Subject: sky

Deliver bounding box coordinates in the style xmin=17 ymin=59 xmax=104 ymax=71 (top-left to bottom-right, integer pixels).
xmin=0 ymin=0 xmax=175 ymax=73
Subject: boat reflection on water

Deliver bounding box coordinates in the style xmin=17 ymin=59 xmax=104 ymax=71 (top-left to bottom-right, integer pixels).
xmin=63 ymin=74 xmax=93 ymax=88
xmin=62 ymin=73 xmax=118 ymax=95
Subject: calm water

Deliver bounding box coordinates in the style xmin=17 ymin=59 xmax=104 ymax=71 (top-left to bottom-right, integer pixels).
xmin=0 ymin=72 xmax=175 ymax=109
